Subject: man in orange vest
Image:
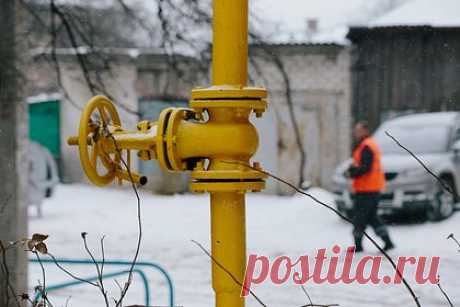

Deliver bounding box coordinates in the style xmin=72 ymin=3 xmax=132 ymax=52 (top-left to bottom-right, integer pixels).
xmin=346 ymin=121 xmax=395 ymax=252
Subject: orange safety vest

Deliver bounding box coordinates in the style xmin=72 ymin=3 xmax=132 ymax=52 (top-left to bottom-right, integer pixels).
xmin=352 ymin=137 xmax=385 ymax=193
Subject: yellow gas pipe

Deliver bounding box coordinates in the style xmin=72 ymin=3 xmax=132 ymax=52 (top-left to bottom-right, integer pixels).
xmin=67 ymin=1 xmax=267 ymax=306
xmin=209 ymin=1 xmax=250 ymax=306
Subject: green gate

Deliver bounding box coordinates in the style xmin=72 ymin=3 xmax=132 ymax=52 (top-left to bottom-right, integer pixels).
xmin=28 ymin=100 xmax=60 ymax=159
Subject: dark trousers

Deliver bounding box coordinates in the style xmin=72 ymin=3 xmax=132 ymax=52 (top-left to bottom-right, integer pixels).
xmin=352 ymin=192 xmax=389 ymax=241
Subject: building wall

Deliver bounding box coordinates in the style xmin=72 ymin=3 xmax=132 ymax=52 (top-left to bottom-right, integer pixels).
xmin=136 ymin=53 xmax=206 ymax=100
xmin=251 ymin=44 xmax=352 ymax=194
xmin=348 ymin=27 xmax=460 ymax=129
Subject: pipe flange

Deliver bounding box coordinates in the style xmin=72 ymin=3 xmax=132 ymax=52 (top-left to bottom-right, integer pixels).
xmin=157 ymin=107 xmax=196 ymax=172
xmin=165 ymin=108 xmax=194 ymax=171
xmin=190 ymin=86 xmax=267 ymax=118
xmin=190 ymin=181 xmax=265 ymax=193
xmin=156 ymin=107 xmax=174 ymax=171
xmin=191 ymin=169 xmax=265 ymax=180
xmin=189 ymin=162 xmax=267 ymax=193
xmin=191 ymin=86 xmax=267 ymax=100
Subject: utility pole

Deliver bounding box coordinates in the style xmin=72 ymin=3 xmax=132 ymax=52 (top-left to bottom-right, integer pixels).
xmin=0 ymin=1 xmax=28 ymax=306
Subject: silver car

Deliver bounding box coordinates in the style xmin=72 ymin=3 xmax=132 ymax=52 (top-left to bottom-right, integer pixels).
xmin=332 ymin=112 xmax=460 ymax=221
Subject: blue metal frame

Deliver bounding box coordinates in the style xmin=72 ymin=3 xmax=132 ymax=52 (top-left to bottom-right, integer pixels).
xmin=31 ymin=269 xmax=150 ymax=305
xmin=30 ymin=258 xmax=174 ymax=306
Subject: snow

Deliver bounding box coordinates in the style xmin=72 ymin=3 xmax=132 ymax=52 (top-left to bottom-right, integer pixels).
xmin=27 ymin=93 xmax=62 ymax=104
xmin=29 ymin=184 xmax=460 ymax=306
xmin=307 ymin=26 xmax=350 ymax=45
xmin=370 ymin=0 xmax=460 ymax=28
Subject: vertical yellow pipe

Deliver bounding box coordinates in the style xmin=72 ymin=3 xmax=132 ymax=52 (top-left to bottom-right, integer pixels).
xmin=211 ymin=1 xmax=249 ymax=306
xmin=212 ymin=0 xmax=248 ymax=86
xmin=211 ymin=192 xmax=246 ymax=307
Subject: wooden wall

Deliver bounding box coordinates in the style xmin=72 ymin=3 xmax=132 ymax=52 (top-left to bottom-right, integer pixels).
xmin=348 ymin=27 xmax=460 ymax=129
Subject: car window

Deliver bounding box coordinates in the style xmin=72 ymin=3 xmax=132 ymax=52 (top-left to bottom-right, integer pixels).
xmin=374 ymin=125 xmax=450 ymax=154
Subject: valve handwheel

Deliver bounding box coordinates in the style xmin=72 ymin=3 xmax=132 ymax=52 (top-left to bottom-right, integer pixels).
xmin=68 ymin=95 xmax=125 ymax=186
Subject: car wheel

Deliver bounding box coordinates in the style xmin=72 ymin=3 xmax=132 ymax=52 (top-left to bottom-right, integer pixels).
xmin=426 ymin=179 xmax=456 ymax=222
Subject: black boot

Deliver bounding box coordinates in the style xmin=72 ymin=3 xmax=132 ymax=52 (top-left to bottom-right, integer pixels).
xmin=382 ymin=235 xmax=395 ymax=251
xmin=354 ymin=237 xmax=363 ymax=253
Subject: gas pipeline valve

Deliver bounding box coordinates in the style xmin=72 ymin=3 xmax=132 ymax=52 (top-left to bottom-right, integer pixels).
xmin=68 ymin=86 xmax=268 ymax=191
xmin=67 ymin=96 xmax=195 ymax=187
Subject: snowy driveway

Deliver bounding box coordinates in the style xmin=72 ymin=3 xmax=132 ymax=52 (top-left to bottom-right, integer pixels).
xmin=29 ymin=184 xmax=460 ymax=306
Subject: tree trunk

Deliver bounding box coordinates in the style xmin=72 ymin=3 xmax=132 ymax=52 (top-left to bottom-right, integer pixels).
xmin=0 ymin=1 xmax=28 ymax=306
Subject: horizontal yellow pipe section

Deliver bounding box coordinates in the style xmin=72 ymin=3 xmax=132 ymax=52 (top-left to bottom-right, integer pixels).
xmin=68 ymin=130 xmax=156 ymax=152
xmin=109 ymin=132 xmax=156 ymax=151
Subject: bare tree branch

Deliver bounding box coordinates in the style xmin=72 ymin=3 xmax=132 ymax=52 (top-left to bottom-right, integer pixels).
xmin=104 ymin=132 xmax=143 ymax=307
xmin=299 ymin=285 xmax=339 ymax=307
xmin=437 ymin=276 xmax=454 ymax=307
xmin=0 ymin=241 xmax=21 ymax=307
xmin=386 ymin=131 xmax=454 ymax=195
xmin=81 ymin=232 xmax=110 ymax=307
xmin=447 ymin=233 xmax=460 ymax=252
xmin=47 ymin=253 xmax=99 ymax=287
xmin=33 ymin=251 xmax=54 ymax=307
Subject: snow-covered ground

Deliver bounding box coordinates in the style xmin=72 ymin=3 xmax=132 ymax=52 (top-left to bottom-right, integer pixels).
xmin=29 ymin=184 xmax=460 ymax=306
